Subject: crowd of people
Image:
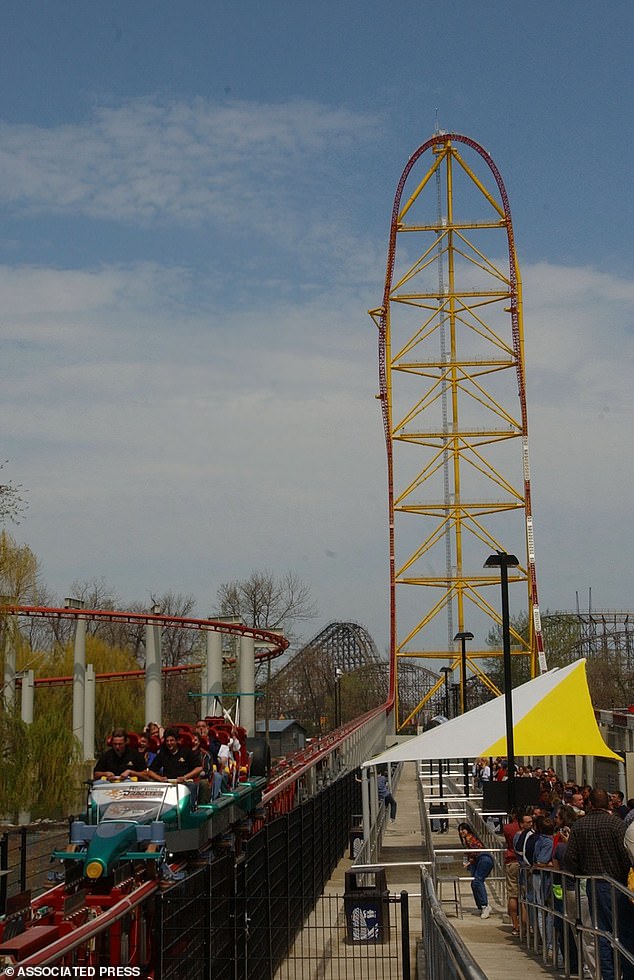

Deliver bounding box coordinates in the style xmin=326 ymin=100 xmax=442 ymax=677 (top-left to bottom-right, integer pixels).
xmin=460 ymin=760 xmax=634 ymax=979
xmin=92 ymin=719 xmax=246 ymax=802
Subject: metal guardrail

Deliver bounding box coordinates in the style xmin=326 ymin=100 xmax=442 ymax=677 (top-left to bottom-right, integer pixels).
xmin=416 ymin=765 xmax=489 ymax=978
xmin=518 ymin=865 xmax=634 ymax=978
xmin=352 ymin=761 xmax=403 ymax=867
xmin=418 ymin=764 xmax=505 ymax=907
xmin=419 ymin=867 xmax=488 ymax=980
xmin=263 ymin=706 xmax=388 ymax=812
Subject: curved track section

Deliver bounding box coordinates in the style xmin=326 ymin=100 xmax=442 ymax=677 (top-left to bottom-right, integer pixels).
xmin=3 ymin=604 xmax=288 ymax=658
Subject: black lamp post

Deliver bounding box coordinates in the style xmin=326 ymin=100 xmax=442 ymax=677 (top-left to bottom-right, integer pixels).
xmin=334 ymin=667 xmax=343 ymax=728
xmin=484 ymin=551 xmax=520 ymax=810
xmin=453 ymin=630 xmax=474 ymax=715
xmin=440 ymin=666 xmax=452 ymax=719
xmin=454 ymin=630 xmax=474 ymax=798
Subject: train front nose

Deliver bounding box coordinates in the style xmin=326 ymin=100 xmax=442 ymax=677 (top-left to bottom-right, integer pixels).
xmin=83 ymin=820 xmax=137 ymax=879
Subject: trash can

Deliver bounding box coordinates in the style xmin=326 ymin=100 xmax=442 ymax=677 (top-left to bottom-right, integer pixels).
xmin=344 ymin=867 xmax=390 ymax=943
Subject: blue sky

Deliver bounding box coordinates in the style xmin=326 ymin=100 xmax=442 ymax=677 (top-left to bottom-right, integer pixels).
xmin=1 ymin=1 xmax=632 ymax=656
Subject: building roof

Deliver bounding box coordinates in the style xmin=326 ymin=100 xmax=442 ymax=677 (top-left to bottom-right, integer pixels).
xmin=255 ymin=719 xmax=306 ymax=734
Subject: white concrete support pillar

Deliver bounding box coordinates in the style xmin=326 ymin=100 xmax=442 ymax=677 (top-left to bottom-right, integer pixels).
xmin=71 ymin=615 xmax=87 ymax=746
xmin=200 ymin=664 xmax=207 ymax=718
xmin=20 ymin=669 xmax=34 ymax=724
xmin=205 ymin=629 xmax=223 ymax=716
xmin=84 ymin=664 xmax=95 ymax=762
xmin=145 ymin=617 xmax=162 ymax=728
xmin=239 ymin=634 xmax=255 ymax=737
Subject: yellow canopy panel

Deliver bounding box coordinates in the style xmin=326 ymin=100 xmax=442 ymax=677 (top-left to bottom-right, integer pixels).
xmin=363 ymin=660 xmax=621 ymax=767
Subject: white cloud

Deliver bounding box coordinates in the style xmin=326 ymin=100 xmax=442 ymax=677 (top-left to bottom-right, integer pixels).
xmin=0 ymin=98 xmax=378 ymax=236
xmin=523 ymin=261 xmax=634 ymax=515
xmin=520 ymin=261 xmax=634 ymax=615
xmin=1 ymin=251 xmax=632 ymax=649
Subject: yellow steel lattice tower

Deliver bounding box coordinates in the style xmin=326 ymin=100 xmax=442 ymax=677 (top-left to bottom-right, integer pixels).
xmin=369 ymin=133 xmax=547 ymax=729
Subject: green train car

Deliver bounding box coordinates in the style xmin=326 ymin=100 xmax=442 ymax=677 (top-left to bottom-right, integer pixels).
xmin=51 ymin=777 xmax=266 ymax=882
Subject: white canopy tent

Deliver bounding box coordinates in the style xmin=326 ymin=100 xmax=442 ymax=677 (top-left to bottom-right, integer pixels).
xmin=362 ymin=659 xmax=621 ymax=767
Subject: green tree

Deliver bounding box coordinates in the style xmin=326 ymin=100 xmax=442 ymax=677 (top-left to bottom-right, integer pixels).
xmin=1 ymin=531 xmax=43 ymax=712
xmin=32 ymin=636 xmax=146 ymax=755
xmin=0 ymin=708 xmax=32 ymax=819
xmin=0 ymin=530 xmax=39 ymax=604
xmin=0 ymin=705 xmax=82 ymax=821
xmin=540 ymin=613 xmax=584 ymax=668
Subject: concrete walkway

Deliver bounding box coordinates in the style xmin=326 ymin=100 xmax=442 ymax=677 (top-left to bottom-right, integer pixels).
xmin=311 ymin=761 xmax=558 ymax=979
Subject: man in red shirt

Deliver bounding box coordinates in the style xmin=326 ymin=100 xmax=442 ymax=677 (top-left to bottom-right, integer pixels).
xmin=503 ymin=809 xmax=528 ymax=935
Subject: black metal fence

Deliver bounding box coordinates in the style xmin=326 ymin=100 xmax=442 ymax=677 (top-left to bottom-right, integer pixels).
xmin=0 ymin=824 xmax=69 ymax=913
xmin=157 ymin=883 xmax=409 ymax=980
xmin=156 ymin=769 xmax=364 ymax=979
xmin=275 ymin=891 xmax=409 ymax=980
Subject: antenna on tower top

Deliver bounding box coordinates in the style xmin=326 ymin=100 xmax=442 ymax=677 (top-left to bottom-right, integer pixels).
xmin=434 ymin=108 xmax=446 ymax=137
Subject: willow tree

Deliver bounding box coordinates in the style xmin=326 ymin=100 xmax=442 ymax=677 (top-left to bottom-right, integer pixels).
xmin=0 ymin=710 xmax=32 ymax=819
xmin=33 ymin=635 xmax=146 ymax=757
xmin=1 ymin=531 xmax=42 ymax=716
xmin=0 ymin=707 xmax=82 ymax=822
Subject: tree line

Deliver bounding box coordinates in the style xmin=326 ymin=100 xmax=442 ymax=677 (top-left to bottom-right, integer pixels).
xmin=0 ymin=527 xmax=317 ymax=820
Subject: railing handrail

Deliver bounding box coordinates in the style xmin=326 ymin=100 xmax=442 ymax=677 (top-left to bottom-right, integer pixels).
xmin=518 ymin=853 xmax=634 ymax=975
xmin=420 ymin=867 xmax=488 ymax=980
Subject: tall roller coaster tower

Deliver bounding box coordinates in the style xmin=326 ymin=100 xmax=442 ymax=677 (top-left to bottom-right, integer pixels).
xmin=370 ymin=133 xmax=547 ymax=729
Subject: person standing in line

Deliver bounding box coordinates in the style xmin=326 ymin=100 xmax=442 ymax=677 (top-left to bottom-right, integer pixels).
xmin=377 ymin=771 xmax=397 ymax=822
xmin=502 ymin=808 xmax=521 ymax=935
xmin=563 ymin=787 xmax=634 ymax=980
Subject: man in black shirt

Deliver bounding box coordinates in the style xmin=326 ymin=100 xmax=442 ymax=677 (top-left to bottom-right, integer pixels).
xmin=147 ymin=728 xmax=203 ymax=783
xmin=564 ymin=787 xmax=634 ymax=980
xmin=94 ymin=728 xmax=148 ymax=781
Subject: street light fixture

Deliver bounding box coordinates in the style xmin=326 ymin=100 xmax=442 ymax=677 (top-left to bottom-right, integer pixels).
xmin=334 ymin=667 xmax=343 ymax=728
xmin=453 ymin=630 xmax=474 ymax=715
xmin=484 ymin=551 xmax=520 ymax=809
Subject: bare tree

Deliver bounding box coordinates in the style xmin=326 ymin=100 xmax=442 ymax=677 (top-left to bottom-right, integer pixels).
xmin=63 ymin=577 xmax=124 ymax=645
xmin=153 ymin=591 xmax=200 ymax=667
xmin=215 ymin=571 xmax=317 ymax=723
xmin=117 ymin=592 xmax=201 ymax=721
xmin=215 ymin=570 xmax=317 ymax=647
xmin=0 ymin=462 xmax=26 ymax=525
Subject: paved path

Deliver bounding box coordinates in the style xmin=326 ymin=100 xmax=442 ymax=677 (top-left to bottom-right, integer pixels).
xmin=323 ymin=762 xmax=557 ymax=978
xmin=278 ymin=762 xmax=558 ymax=977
